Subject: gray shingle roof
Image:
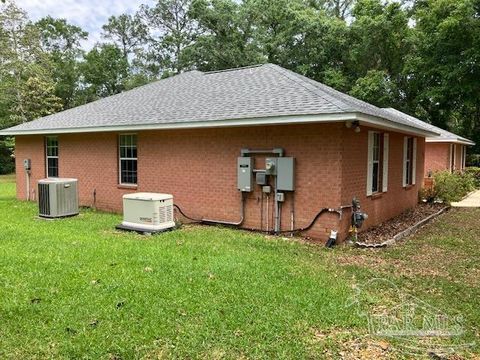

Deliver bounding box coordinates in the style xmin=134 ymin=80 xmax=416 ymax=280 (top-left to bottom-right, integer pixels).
xmin=0 ymin=63 xmax=439 ymax=136
xmin=383 ymin=108 xmax=474 ymax=145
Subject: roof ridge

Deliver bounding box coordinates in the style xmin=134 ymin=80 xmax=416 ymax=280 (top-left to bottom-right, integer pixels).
xmin=203 ymin=64 xmax=264 ymax=75
xmin=265 ymin=64 xmax=349 ymax=113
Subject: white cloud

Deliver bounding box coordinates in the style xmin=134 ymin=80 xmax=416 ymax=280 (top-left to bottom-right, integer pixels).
xmin=17 ymin=0 xmax=155 ymax=50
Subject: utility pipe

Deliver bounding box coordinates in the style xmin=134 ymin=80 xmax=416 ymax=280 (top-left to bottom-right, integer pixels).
xmin=26 ymin=170 xmax=30 ymax=201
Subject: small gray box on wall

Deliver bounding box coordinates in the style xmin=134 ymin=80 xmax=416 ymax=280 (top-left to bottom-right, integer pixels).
xmin=237 ymin=157 xmax=253 ymax=192
xmin=276 ymin=157 xmax=295 ymax=191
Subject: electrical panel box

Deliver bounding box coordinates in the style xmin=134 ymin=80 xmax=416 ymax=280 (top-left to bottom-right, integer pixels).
xmin=276 ymin=157 xmax=295 ymax=191
xmin=255 ymin=171 xmax=267 ymax=186
xmin=276 ymin=192 xmax=285 ymax=202
xmin=23 ymin=159 xmax=31 ymax=170
xmin=265 ymin=158 xmax=277 ymax=175
xmin=237 ymin=157 xmax=253 ymax=192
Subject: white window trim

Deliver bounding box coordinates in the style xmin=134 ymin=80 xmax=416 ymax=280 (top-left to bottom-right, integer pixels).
xmin=367 ymin=131 xmax=374 ymax=196
xmin=452 ymin=144 xmax=457 ymax=171
xmin=412 ymin=137 xmax=417 ymax=185
xmin=403 ymin=136 xmax=417 ymax=186
xmin=367 ymin=131 xmax=388 ymax=196
xmin=118 ymin=133 xmax=138 ymax=185
xmin=462 ymin=145 xmax=466 ymax=170
xmin=45 ymin=136 xmax=59 ymax=178
xmin=382 ymin=133 xmax=389 ymax=192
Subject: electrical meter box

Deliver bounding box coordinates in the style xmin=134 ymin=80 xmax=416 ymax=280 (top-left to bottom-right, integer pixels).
xmin=276 ymin=157 xmax=295 ymax=191
xmin=265 ymin=158 xmax=277 ymax=175
xmin=237 ymin=157 xmax=253 ymax=192
xmin=23 ymin=159 xmax=31 ymax=170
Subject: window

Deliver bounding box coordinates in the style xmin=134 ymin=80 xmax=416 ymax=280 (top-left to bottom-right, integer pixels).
xmin=403 ymin=136 xmax=417 ymax=186
xmin=45 ymin=136 xmax=59 ymax=177
xmin=119 ymin=134 xmax=137 ymax=185
xmin=450 ymin=144 xmax=455 ymax=172
xmin=367 ymin=131 xmax=389 ymax=196
xmin=372 ymin=133 xmax=381 ymax=193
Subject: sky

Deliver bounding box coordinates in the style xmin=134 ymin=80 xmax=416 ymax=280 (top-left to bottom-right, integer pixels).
xmin=17 ymin=0 xmax=155 ymax=50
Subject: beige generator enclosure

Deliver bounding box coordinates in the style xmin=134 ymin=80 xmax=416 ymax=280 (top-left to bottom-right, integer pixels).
xmin=120 ymin=192 xmax=175 ymax=232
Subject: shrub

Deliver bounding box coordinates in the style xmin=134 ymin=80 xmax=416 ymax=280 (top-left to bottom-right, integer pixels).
xmin=421 ymin=171 xmax=475 ymax=204
xmin=466 ymin=154 xmax=480 ymax=167
xmin=465 ymin=167 xmax=480 ymax=188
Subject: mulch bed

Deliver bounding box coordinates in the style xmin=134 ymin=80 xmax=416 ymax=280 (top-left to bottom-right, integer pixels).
xmin=357 ymin=203 xmax=447 ymax=244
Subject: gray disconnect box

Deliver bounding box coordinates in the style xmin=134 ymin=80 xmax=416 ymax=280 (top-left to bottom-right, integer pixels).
xmin=276 ymin=157 xmax=295 ymax=191
xmin=237 ymin=157 xmax=253 ymax=192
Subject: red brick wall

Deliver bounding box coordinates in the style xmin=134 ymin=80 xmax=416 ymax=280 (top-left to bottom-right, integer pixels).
xmin=425 ymin=143 xmax=465 ymax=174
xmin=340 ymin=126 xmax=425 ymax=234
xmin=425 ymin=143 xmax=450 ymax=174
xmin=14 ymin=123 xmax=424 ymax=241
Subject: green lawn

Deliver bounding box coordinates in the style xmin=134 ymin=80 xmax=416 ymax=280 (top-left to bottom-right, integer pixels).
xmin=0 ymin=175 xmax=479 ymax=359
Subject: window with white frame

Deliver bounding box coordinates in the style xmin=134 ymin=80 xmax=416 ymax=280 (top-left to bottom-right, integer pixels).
xmin=403 ymin=136 xmax=417 ymax=186
xmin=450 ymin=144 xmax=456 ymax=172
xmin=119 ymin=134 xmax=137 ymax=185
xmin=367 ymin=131 xmax=389 ymax=196
xmin=45 ymin=136 xmax=59 ymax=177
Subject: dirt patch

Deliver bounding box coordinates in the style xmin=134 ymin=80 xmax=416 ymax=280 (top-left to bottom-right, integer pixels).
xmin=358 ymin=203 xmax=446 ymax=244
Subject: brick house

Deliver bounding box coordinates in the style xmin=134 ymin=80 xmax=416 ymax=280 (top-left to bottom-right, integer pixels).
xmin=383 ymin=108 xmax=474 ymax=176
xmin=0 ymin=64 xmax=441 ymax=241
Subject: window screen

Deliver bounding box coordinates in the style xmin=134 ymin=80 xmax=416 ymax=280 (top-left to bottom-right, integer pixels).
xmin=119 ymin=134 xmax=137 ymax=184
xmin=45 ymin=136 xmax=59 ymax=177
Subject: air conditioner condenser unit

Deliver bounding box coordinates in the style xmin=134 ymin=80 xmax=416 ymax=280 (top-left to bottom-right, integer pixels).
xmin=117 ymin=192 xmax=176 ymax=233
xmin=38 ymin=178 xmax=79 ymax=218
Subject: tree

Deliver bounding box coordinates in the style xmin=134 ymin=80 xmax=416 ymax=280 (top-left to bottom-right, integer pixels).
xmin=35 ymin=16 xmax=88 ymax=109
xmin=101 ymin=14 xmax=147 ymax=61
xmin=81 ymin=44 xmax=129 ymax=98
xmin=185 ymin=0 xmax=263 ymax=71
xmin=0 ymin=1 xmax=61 ymax=126
xmin=406 ymin=0 xmax=480 ymax=151
xmin=139 ymin=0 xmax=197 ymax=75
xmin=349 ymin=69 xmax=397 ymax=107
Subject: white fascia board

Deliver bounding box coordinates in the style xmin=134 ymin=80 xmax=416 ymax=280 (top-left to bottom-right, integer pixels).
xmin=0 ymin=111 xmax=437 ymax=137
xmin=356 ymin=114 xmax=439 ymax=137
xmin=425 ymin=137 xmax=475 ymax=146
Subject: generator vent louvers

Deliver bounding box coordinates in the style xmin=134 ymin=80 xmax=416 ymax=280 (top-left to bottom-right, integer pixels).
xmin=38 ymin=178 xmax=79 ymax=218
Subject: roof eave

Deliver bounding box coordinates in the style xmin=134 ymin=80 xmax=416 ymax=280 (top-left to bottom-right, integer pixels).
xmin=0 ymin=112 xmax=437 ymax=137
xmin=356 ymin=113 xmax=439 ymax=137
xmin=426 ymin=137 xmax=475 ymax=146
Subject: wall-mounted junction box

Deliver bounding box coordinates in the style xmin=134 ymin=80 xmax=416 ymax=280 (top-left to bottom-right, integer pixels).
xmin=237 ymin=157 xmax=253 ymax=192
xmin=255 ymin=171 xmax=267 ymax=186
xmin=277 ymin=157 xmax=295 ymax=191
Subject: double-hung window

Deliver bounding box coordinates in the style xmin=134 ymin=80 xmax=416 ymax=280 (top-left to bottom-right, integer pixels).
xmin=45 ymin=136 xmax=59 ymax=177
xmin=403 ymin=136 xmax=417 ymax=186
xmin=119 ymin=134 xmax=137 ymax=185
xmin=367 ymin=131 xmax=389 ymax=196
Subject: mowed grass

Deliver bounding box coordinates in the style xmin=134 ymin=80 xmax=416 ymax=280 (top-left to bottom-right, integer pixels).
xmin=1 ymin=174 xmax=479 ymax=359
xmin=0 ymin=175 xmax=361 ymax=359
